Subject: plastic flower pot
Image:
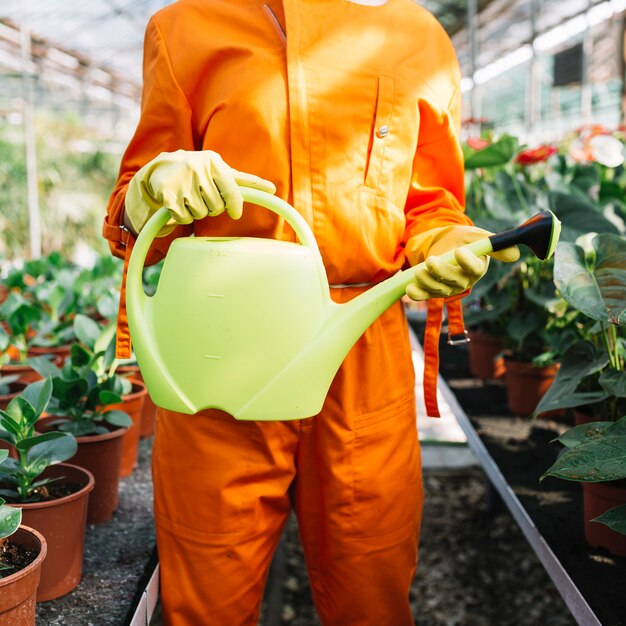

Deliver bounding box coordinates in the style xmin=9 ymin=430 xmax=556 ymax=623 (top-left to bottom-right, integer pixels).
xmin=37 ymin=417 xmax=126 ymax=525
xmin=104 ymin=382 xmax=147 ymax=478
xmin=582 ymin=482 xmax=626 ymax=557
xmin=504 ymin=359 xmax=558 ymax=417
xmin=15 ymin=463 xmax=94 ymax=602
xmin=27 ymin=345 xmax=72 ymax=362
xmin=0 ymin=355 xmax=64 ymax=385
xmin=0 ymin=525 xmax=47 ymax=626
xmin=467 ymin=330 xmax=505 ymax=380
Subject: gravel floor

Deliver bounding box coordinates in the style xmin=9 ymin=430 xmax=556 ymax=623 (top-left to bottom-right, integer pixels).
xmin=262 ymin=465 xmax=576 ymax=626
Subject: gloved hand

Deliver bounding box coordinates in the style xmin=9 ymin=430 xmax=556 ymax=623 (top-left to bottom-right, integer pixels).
xmin=124 ymin=149 xmax=276 ymax=235
xmin=405 ymin=226 xmax=520 ymax=301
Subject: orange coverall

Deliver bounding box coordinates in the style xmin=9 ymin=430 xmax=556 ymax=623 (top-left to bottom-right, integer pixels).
xmin=103 ymin=1 xmax=473 ymax=624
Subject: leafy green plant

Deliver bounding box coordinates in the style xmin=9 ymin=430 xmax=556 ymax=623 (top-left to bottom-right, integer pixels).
xmin=542 ymin=415 xmax=626 ymax=535
xmin=533 ymin=233 xmax=626 ymax=419
xmin=0 ymin=450 xmax=22 ymax=542
xmin=0 ymin=293 xmax=41 ymax=364
xmin=462 ymin=131 xmax=625 ymax=365
xmin=0 ymin=377 xmax=77 ymax=502
xmin=29 ymin=315 xmax=132 ymax=436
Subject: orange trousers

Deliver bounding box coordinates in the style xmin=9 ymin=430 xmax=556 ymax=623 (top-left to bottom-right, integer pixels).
xmin=152 ymin=296 xmax=423 ymax=626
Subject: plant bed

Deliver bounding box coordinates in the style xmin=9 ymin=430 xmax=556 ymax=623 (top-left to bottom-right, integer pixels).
xmin=422 ymin=323 xmax=626 ymax=626
xmin=34 ymin=437 xmax=156 ymax=625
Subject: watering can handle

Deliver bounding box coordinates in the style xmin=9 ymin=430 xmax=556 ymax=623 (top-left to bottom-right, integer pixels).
xmin=127 ymin=187 xmax=322 ymax=302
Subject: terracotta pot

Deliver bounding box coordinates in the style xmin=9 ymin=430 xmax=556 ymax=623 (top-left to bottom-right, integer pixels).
xmin=0 ymin=381 xmax=27 ymax=411
xmin=504 ymin=360 xmax=559 ymax=417
xmin=27 ymin=345 xmax=72 ymax=363
xmin=104 ymin=382 xmax=147 ymax=477
xmin=15 ymin=463 xmax=94 ymax=601
xmin=467 ymin=330 xmax=505 ymax=380
xmin=117 ymin=366 xmax=157 ymax=438
xmin=0 ymin=286 xmax=8 ymax=305
xmin=0 ymin=525 xmax=47 ymax=626
xmin=0 ymin=355 xmax=63 ymax=384
xmin=582 ymin=482 xmax=626 ymax=557
xmin=37 ymin=417 xmax=126 ymax=525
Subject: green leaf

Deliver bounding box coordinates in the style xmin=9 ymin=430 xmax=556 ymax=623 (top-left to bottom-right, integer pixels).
xmin=464 ymin=135 xmax=518 ymax=169
xmin=98 ymin=390 xmax=121 ymax=406
xmin=3 ymin=397 xmax=37 ymax=433
xmin=102 ymin=410 xmax=132 ymax=428
xmin=593 ymin=503 xmax=626 ymax=535
xmin=73 ymin=314 xmax=102 ymax=350
xmin=94 ymin=322 xmax=116 ymax=357
xmin=532 ymin=342 xmax=610 ymax=416
xmin=52 ymin=377 xmax=88 ymax=407
xmin=59 ymin=419 xmax=97 ymax=437
xmin=21 ymin=377 xmax=52 ymax=416
xmin=550 ymin=192 xmax=621 ymax=242
xmin=69 ymin=343 xmax=92 ymax=368
xmin=554 ymin=235 xmax=626 ymax=326
xmin=23 ymin=432 xmax=77 ymax=474
xmin=543 ymin=416 xmax=626 ymax=482
xmin=554 ymin=421 xmax=613 ymax=448
xmin=27 ymin=356 xmax=62 ymax=380
xmin=0 ymin=450 xmax=7 ymax=464
xmin=599 ymin=369 xmax=626 ymax=398
xmin=0 ymin=505 xmax=21 ymax=539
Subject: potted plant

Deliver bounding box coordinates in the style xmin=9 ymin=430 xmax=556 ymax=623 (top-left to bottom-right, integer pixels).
xmin=0 ymin=447 xmax=47 ymax=626
xmin=462 ymin=133 xmax=623 ymax=415
xmin=543 ymin=416 xmax=626 ymax=556
xmin=0 ymin=377 xmax=94 ymax=601
xmin=0 ymin=448 xmax=47 ymax=626
xmin=29 ymin=316 xmax=136 ymax=523
xmin=534 ymin=232 xmax=626 ymax=555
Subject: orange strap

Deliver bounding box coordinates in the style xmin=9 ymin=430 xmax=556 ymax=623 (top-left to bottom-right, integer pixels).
xmin=422 ymin=293 xmax=468 ymax=418
xmin=115 ymin=236 xmax=135 ymax=360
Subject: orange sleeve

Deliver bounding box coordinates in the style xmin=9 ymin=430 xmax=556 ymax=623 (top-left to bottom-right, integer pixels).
xmin=102 ymin=16 xmax=193 ymax=264
xmin=403 ymin=85 xmax=473 ymax=266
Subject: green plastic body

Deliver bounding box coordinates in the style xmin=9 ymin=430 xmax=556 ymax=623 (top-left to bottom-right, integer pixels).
xmin=126 ymin=189 xmax=558 ymax=420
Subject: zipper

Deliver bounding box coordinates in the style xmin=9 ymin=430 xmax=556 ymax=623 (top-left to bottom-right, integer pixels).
xmin=262 ymin=3 xmax=286 ymax=47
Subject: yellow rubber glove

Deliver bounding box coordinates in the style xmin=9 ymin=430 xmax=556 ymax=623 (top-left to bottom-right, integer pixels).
xmin=405 ymin=225 xmax=520 ymax=301
xmin=124 ymin=150 xmax=276 ymax=236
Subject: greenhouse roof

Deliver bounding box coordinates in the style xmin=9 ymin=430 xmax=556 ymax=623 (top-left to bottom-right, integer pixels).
xmin=0 ymin=0 xmax=616 ymax=87
xmin=3 ymin=0 xmax=482 ymax=84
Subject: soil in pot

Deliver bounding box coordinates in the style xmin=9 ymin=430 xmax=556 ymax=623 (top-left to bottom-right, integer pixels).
xmin=504 ymin=359 xmax=558 ymax=417
xmin=105 ymin=382 xmax=147 ymax=478
xmin=10 ymin=463 xmax=95 ymax=602
xmin=582 ymin=481 xmax=626 ymax=557
xmin=37 ymin=417 xmax=126 ymax=525
xmin=467 ymin=329 xmax=505 ymax=380
xmin=0 ymin=526 xmax=47 ymax=626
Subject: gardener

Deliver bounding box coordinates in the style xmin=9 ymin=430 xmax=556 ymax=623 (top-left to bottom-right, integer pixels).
xmin=103 ymin=1 xmax=518 ymax=624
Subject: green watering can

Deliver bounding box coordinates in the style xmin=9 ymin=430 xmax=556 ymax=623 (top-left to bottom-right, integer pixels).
xmin=127 ymin=188 xmax=561 ymax=421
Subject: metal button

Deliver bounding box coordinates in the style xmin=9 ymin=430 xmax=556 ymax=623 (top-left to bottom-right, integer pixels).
xmin=376 ymin=125 xmax=389 ymax=138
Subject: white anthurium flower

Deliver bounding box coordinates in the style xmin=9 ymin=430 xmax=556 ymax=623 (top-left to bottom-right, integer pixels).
xmin=589 ymin=135 xmax=625 ymax=168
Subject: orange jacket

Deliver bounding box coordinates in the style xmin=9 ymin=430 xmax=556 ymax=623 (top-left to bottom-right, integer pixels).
xmin=103 ymin=0 xmax=472 ymax=415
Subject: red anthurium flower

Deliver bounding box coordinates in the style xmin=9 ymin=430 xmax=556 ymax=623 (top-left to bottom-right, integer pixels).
xmin=466 ymin=137 xmax=490 ymax=150
xmin=516 ymin=145 xmax=557 ymax=165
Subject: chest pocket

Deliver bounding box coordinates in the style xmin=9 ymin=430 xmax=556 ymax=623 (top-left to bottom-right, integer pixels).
xmin=364 ymin=75 xmax=396 ymax=190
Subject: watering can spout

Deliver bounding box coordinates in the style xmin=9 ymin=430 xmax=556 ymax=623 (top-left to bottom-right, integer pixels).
xmin=126 ymin=187 xmax=561 ymax=421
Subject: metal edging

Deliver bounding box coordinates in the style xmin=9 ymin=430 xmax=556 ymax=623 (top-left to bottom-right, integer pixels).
xmin=436 ymin=372 xmax=602 ymax=626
